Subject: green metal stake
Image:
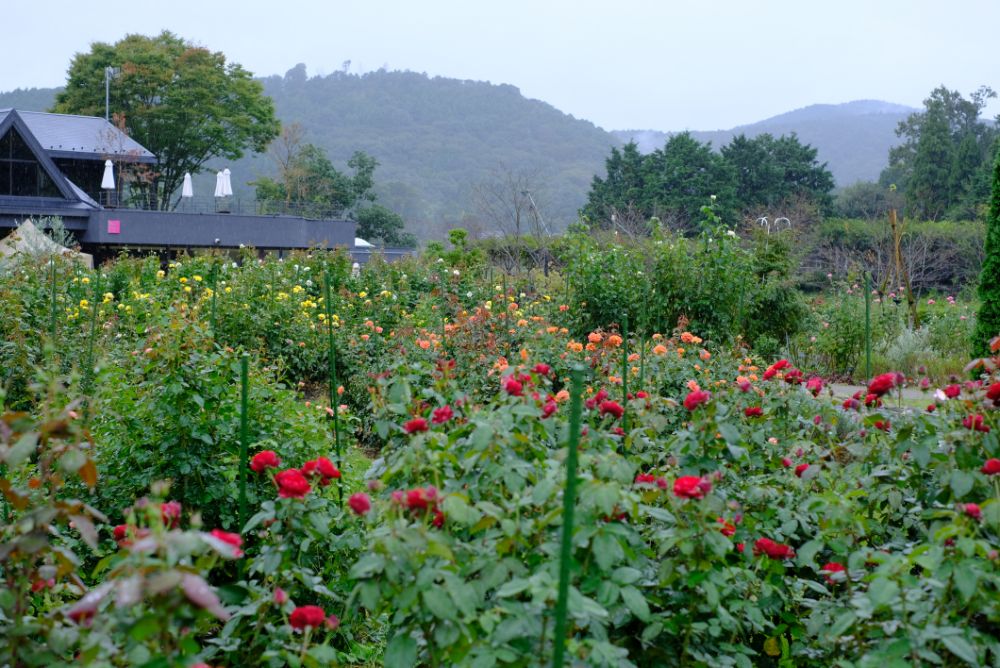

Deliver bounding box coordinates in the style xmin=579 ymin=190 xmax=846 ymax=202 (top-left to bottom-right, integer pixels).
xmin=621 ymin=314 xmax=629 ymax=432
xmin=324 ymin=272 xmax=344 ymax=507
xmin=82 ymin=273 xmax=102 ymax=419
xmin=552 ymin=366 xmax=585 ymax=667
xmin=864 ymin=272 xmax=872 ymax=380
xmin=209 ymin=262 xmax=219 ymax=338
xmin=238 ymin=354 xmax=249 ymax=532
xmin=48 ymin=258 xmax=58 ymax=341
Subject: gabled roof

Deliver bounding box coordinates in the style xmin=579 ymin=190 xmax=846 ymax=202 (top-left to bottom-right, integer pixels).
xmin=0 ymin=109 xmax=81 ymax=201
xmin=0 ymin=109 xmax=156 ymax=163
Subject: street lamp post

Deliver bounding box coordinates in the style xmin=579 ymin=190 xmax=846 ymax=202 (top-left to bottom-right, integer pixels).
xmin=104 ymin=66 xmax=120 ymax=122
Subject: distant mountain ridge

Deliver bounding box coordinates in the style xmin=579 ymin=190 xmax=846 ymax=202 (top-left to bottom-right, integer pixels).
xmin=0 ymin=82 xmax=916 ymax=233
xmin=613 ymin=100 xmax=918 ymax=185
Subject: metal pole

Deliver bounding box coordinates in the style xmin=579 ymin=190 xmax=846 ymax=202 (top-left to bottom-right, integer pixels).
xmin=324 ymin=272 xmax=344 ymax=507
xmin=621 ymin=314 xmax=629 ymax=432
xmin=552 ymin=366 xmax=585 ymax=667
xmin=864 ymin=272 xmax=872 ymax=380
xmin=238 ymin=354 xmax=249 ymax=531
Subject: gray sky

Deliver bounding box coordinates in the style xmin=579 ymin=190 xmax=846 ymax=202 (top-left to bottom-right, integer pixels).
xmin=5 ymin=0 xmax=999 ymax=131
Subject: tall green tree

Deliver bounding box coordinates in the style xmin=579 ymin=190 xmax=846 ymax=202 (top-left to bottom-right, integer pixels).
xmin=722 ymin=133 xmax=834 ymax=214
xmin=253 ymin=144 xmax=378 ymax=217
xmin=882 ymin=85 xmax=997 ymax=220
xmin=642 ymin=132 xmax=736 ymax=230
xmin=581 ymin=141 xmax=649 ymax=229
xmin=53 ymin=31 xmax=279 ymax=210
xmin=973 ymin=155 xmax=1000 ymax=356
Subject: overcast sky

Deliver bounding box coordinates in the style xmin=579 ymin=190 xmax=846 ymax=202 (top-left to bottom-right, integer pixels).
xmin=5 ymin=0 xmax=999 ymax=131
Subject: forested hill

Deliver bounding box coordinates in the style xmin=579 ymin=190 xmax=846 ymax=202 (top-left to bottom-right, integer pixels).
xmin=614 ymin=100 xmax=916 ymax=185
xmin=0 ymin=80 xmax=915 ymax=234
xmin=0 ymin=70 xmax=616 ymax=237
xmin=250 ymin=66 xmax=617 ymax=235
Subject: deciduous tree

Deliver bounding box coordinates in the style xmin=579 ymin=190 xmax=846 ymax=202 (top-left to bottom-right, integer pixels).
xmin=53 ymin=31 xmax=279 ymax=210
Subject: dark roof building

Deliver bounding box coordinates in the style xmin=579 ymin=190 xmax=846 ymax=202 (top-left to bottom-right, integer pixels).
xmin=0 ymin=108 xmax=359 ymax=259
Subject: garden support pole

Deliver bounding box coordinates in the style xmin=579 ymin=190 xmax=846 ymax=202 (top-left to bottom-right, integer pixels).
xmin=82 ymin=274 xmax=102 ymax=421
xmin=324 ymin=272 xmax=344 ymax=507
xmin=621 ymin=314 xmax=629 ymax=432
xmin=864 ymin=273 xmax=872 ymax=380
xmin=552 ymin=366 xmax=585 ymax=667
xmin=209 ymin=262 xmax=219 ymax=338
xmin=238 ymin=354 xmax=249 ymax=532
xmin=48 ymin=258 xmax=57 ymax=342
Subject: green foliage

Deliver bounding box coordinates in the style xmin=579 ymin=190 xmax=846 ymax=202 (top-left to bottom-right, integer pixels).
xmin=584 ymin=133 xmax=834 ymax=233
xmin=883 ymin=85 xmax=998 ymax=221
xmin=974 ymin=155 xmax=1000 ymax=356
xmin=833 ymin=181 xmax=904 ymax=219
xmin=52 ymin=31 xmax=279 ymax=210
xmin=355 ymin=204 xmax=416 ymax=246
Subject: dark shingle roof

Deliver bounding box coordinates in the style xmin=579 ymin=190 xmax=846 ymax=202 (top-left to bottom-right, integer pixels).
xmin=0 ymin=109 xmax=156 ymax=163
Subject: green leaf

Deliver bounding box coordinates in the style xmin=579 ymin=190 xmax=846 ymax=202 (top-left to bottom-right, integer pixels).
xmin=423 ymin=589 xmax=456 ymax=621
xmin=867 ymin=577 xmax=899 ymax=610
xmin=796 ymin=539 xmax=824 ymax=568
xmin=129 ymin=615 xmax=161 ymax=642
xmin=941 ymin=635 xmax=978 ymax=666
xmin=620 ymin=585 xmax=650 ymax=621
xmin=953 ymin=562 xmax=978 ymax=602
xmin=592 ymin=532 xmax=624 ymax=571
xmin=4 ymin=433 xmax=37 ymax=467
xmin=384 ymin=633 xmax=417 ymax=668
xmin=950 ymin=470 xmax=974 ymax=499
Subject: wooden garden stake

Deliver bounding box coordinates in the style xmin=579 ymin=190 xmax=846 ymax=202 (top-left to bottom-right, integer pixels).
xmin=324 ymin=271 xmax=344 ymax=507
xmin=552 ymin=366 xmax=585 ymax=666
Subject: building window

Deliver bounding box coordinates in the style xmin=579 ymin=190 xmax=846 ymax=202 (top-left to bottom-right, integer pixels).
xmin=0 ymin=127 xmax=61 ymax=198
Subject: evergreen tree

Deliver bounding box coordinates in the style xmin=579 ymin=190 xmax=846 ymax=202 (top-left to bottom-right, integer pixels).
xmin=907 ymin=101 xmax=955 ymax=220
xmin=643 ymin=132 xmax=736 ymax=230
xmin=581 ymin=142 xmax=648 ymax=226
xmin=973 ymin=155 xmax=1000 ymax=356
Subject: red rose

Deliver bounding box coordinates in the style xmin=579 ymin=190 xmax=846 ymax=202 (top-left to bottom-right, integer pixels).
xmin=927 ymin=404 xmax=936 ymax=413
xmin=963 ymin=414 xmax=990 ymax=433
xmin=504 ymin=376 xmax=523 ymax=396
xmin=250 ymin=450 xmax=282 ymax=473
xmin=716 ymin=517 xmax=736 ymax=537
xmin=302 ymin=457 xmax=341 ymax=485
xmin=636 ymin=390 xmax=649 ymax=399
xmin=873 ymin=420 xmax=891 ymax=432
xmin=161 ymin=501 xmax=182 ymax=528
xmin=964 ymin=503 xmax=982 ymax=521
xmin=673 ymin=475 xmax=710 ymax=499
xmin=744 ymin=406 xmax=763 ymax=418
xmin=987 ymin=382 xmax=1000 ymax=404
xmin=781 ymin=457 xmax=793 ymax=468
xmin=275 ymin=469 xmax=311 ymax=498
xmin=404 ymin=417 xmax=429 ymax=434
xmin=210 ymin=528 xmax=244 ymax=557
xmin=794 ymin=463 xmax=810 ymax=478
xmin=753 ymin=537 xmax=795 ymax=560
xmin=821 ymin=561 xmax=846 ymax=584
xmin=867 ymin=373 xmax=898 ymax=397
xmin=405 ymin=487 xmax=437 ymax=511
xmin=683 ymin=390 xmax=711 ymax=411
xmin=541 ymin=401 xmax=558 ymax=419
xmin=982 ymin=458 xmax=1000 ymax=475
xmin=805 ymin=377 xmax=824 ymax=396
xmin=533 ymin=363 xmax=551 ymax=376
xmin=432 ymin=405 xmax=454 ymax=424
xmin=113 ymin=524 xmax=129 ymax=542
xmin=635 ymin=473 xmax=657 ymax=485
xmin=842 ymin=397 xmax=860 ymax=411
xmin=326 ymin=614 xmax=340 ymax=630
xmin=864 ymin=393 xmax=881 ymax=408
xmin=432 ymin=508 xmax=445 ymax=528
xmin=348 ymin=492 xmax=372 ymax=515
xmin=599 ymin=400 xmax=624 ymax=419
xmin=273 ymin=587 xmax=288 ymax=604
xmin=784 ymin=368 xmax=804 ymax=385
xmin=943 ymin=384 xmax=961 ymax=399
xmin=290 ymin=605 xmax=326 ymax=630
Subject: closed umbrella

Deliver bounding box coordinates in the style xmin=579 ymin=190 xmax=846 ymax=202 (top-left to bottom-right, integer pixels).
xmin=214 ymin=171 xmax=225 ymax=198
xmin=101 ymin=160 xmax=115 ymax=190
xmin=182 ymin=172 xmax=194 ymax=198
xmin=222 ymin=168 xmax=233 ymax=197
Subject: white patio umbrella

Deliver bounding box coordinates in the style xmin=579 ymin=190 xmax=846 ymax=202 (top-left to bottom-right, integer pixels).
xmin=181 ymin=172 xmax=194 ymax=198
xmin=222 ymin=168 xmax=233 ymax=197
xmin=214 ymin=171 xmax=225 ymax=198
xmin=100 ymin=160 xmax=115 ymax=190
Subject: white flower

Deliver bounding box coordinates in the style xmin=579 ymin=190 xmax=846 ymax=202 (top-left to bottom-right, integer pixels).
xmin=436 ymin=258 xmax=445 ymax=263
xmin=466 ymin=291 xmax=473 ymax=298
xmin=452 ymin=269 xmax=460 ymax=276
xmin=726 ymin=230 xmax=736 ymax=237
